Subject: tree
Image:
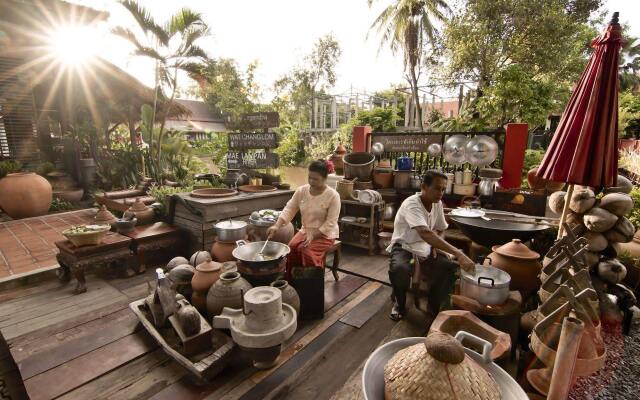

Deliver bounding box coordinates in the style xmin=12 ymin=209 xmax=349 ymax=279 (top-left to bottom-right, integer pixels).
xmin=620 ymin=33 xmax=640 ymax=92
xmin=368 ymin=0 xmax=450 ymax=130
xmin=272 ymin=34 xmax=341 ymax=127
xmin=439 ymin=0 xmax=601 ymax=127
xmin=113 ymin=0 xmax=210 ymax=176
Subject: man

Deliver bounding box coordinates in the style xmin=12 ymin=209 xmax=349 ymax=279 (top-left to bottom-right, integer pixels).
xmin=387 ymin=170 xmax=475 ymax=321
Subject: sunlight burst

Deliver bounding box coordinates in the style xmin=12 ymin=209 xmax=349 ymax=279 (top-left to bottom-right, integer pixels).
xmin=49 ymin=25 xmax=98 ymax=67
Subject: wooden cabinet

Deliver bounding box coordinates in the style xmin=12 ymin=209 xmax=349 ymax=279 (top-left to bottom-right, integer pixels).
xmin=338 ymin=200 xmax=384 ymax=255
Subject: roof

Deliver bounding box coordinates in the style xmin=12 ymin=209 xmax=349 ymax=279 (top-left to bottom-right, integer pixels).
xmin=172 ymin=99 xmax=224 ymax=123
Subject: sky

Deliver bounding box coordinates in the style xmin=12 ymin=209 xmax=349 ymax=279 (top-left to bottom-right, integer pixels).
xmin=67 ymin=0 xmax=639 ymax=102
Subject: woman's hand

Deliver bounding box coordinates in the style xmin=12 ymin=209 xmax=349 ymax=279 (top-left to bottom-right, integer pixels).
xmin=266 ymin=225 xmax=280 ymax=239
xmin=303 ymin=228 xmax=320 ymax=247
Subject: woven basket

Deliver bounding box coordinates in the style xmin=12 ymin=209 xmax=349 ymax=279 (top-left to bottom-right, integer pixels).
xmin=384 ymin=341 xmax=500 ymax=400
xmin=63 ymin=225 xmax=110 ymax=247
xmin=336 ymin=179 xmax=355 ymax=200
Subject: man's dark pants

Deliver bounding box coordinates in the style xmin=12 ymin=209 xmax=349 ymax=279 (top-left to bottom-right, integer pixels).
xmin=388 ymin=243 xmax=458 ymax=314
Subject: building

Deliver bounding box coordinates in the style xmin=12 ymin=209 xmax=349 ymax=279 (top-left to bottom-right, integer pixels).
xmin=165 ymin=99 xmax=226 ymax=141
xmin=424 ymin=99 xmax=460 ymax=119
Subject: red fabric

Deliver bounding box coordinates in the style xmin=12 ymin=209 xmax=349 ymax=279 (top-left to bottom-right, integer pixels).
xmin=285 ymin=231 xmax=335 ymax=278
xmin=536 ymin=18 xmax=624 ymax=188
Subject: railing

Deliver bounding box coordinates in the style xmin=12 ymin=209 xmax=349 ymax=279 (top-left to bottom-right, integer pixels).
xmin=370 ymin=130 xmax=506 ymax=175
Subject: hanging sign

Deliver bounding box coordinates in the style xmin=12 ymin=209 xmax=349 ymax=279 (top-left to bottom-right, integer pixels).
xmin=239 ymin=112 xmax=280 ymax=129
xmin=228 ymin=132 xmax=278 ymax=150
xmin=226 ymin=151 xmax=279 ymax=169
xmin=371 ymin=134 xmax=441 ymax=152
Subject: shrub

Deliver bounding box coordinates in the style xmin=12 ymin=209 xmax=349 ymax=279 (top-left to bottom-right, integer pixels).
xmin=0 ymin=160 xmax=22 ymax=179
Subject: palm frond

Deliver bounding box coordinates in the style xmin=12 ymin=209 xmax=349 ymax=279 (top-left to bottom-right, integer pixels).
xmin=168 ymin=8 xmax=205 ymax=36
xmin=118 ymin=0 xmax=169 ymax=45
xmin=180 ymin=45 xmax=208 ymax=60
xmin=181 ymin=26 xmax=210 ymax=52
xmin=111 ymin=26 xmax=145 ymax=50
xmin=133 ymin=47 xmax=165 ymax=62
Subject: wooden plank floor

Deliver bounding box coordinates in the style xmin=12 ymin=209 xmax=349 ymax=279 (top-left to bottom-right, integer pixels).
xmin=0 ymin=252 xmax=422 ymax=400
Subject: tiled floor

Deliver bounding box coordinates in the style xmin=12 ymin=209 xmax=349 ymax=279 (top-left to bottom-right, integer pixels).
xmin=0 ymin=209 xmax=95 ymax=278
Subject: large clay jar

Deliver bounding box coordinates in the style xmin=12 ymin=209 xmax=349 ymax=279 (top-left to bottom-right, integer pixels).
xmin=207 ymin=271 xmax=252 ymax=316
xmin=191 ymin=260 xmax=223 ymax=293
xmin=270 ymin=279 xmax=301 ymax=315
xmin=527 ymin=166 xmax=565 ymax=192
xmin=211 ymin=240 xmax=240 ymax=262
xmin=485 ymin=239 xmax=542 ymax=297
xmin=124 ymin=198 xmax=155 ymax=225
xmin=0 ymin=172 xmax=52 ymax=218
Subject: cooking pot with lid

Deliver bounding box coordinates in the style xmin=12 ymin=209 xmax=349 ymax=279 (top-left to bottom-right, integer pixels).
xmin=214 ymin=220 xmax=248 ymax=242
xmin=460 ymin=262 xmax=511 ymax=305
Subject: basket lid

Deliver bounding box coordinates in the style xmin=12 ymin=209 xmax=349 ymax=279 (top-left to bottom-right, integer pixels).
xmin=94 ymin=205 xmax=116 ymax=223
xmin=384 ymin=332 xmax=500 ymax=399
xmin=130 ymin=198 xmax=149 ymax=211
xmin=491 ymin=239 xmax=540 ymax=260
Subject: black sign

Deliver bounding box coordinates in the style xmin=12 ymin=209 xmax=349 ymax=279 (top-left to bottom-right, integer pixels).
xmin=228 ymin=132 xmax=278 ymax=150
xmin=371 ymin=134 xmax=440 ymax=152
xmin=227 ymin=152 xmax=279 ymax=169
xmin=240 ymin=112 xmax=280 ymax=129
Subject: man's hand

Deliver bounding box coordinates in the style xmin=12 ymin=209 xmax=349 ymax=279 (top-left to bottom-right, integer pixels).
xmin=266 ymin=225 xmax=279 ymax=239
xmin=456 ymin=252 xmax=476 ymax=274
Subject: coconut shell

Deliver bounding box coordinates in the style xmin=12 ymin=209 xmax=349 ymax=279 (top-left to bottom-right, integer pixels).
xmin=190 ymin=251 xmax=212 ymax=267
xmin=565 ymin=212 xmax=584 ymax=227
xmin=548 ymin=191 xmax=566 ymax=214
xmin=168 ymin=264 xmax=196 ymax=284
xmin=604 ymin=175 xmax=633 ymax=194
xmin=423 ymin=332 xmax=465 ymax=364
xmin=597 ymin=259 xmax=627 ymax=285
xmin=604 ymin=217 xmax=636 ymax=243
xmin=583 ymin=231 xmax=608 ymax=252
xmin=584 ymin=207 xmax=618 ymax=232
xmin=599 ymin=193 xmax=634 ymax=217
xmin=166 ymin=256 xmax=189 ymax=271
xmin=584 ymin=251 xmax=601 ymax=268
xmin=177 ymin=304 xmax=201 ymax=336
xmin=569 ymin=189 xmax=596 ymax=214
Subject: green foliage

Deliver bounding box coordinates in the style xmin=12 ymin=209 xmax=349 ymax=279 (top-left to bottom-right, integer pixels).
xmin=619 ymin=91 xmax=640 ymax=139
xmin=628 ymin=187 xmax=640 ymax=232
xmin=275 ymin=125 xmax=306 ymax=166
xmin=0 ymin=160 xmax=22 ymax=179
xmin=49 ymin=198 xmax=75 ymax=213
xmin=148 ymin=185 xmax=187 ymax=217
xmin=354 ymin=108 xmax=398 ymax=132
xmin=36 ymin=162 xmax=56 ymax=177
xmin=96 ymin=145 xmax=145 ymax=190
xmin=523 ymin=149 xmax=546 ymax=175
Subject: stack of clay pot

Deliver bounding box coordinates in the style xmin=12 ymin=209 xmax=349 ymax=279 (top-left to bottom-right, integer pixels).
xmin=213 ymin=286 xmax=297 ymax=369
xmin=48 ymin=172 xmax=84 ymax=202
xmin=548 ymin=174 xmax=636 ymax=285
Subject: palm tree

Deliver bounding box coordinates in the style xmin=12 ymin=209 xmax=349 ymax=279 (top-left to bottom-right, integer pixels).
xmin=368 ymin=0 xmax=449 ymax=129
xmin=113 ymin=0 xmax=209 ymax=171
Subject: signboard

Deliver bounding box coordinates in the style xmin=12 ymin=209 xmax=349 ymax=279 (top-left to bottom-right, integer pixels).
xmin=227 ymin=151 xmax=279 ymax=169
xmin=239 ymin=112 xmax=280 ymax=129
xmin=228 ymin=132 xmax=278 ymax=150
xmin=371 ymin=134 xmax=440 ymax=152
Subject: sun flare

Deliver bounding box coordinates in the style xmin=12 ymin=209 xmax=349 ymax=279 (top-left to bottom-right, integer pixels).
xmin=49 ymin=25 xmax=98 ymax=67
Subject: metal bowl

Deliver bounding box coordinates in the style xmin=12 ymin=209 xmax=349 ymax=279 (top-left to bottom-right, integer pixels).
xmin=443 ymin=135 xmax=468 ymax=165
xmin=465 ymin=135 xmax=499 ymax=166
xmin=232 ymin=240 xmax=290 ymax=267
xmin=362 ymin=332 xmax=527 ymax=400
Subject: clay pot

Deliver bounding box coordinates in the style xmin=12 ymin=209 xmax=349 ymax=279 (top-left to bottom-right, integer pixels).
xmin=270 ymin=279 xmax=301 ymax=315
xmin=485 ymin=239 xmax=541 ymax=297
xmin=191 ymin=260 xmax=223 ymax=293
xmin=94 ymin=205 xmax=117 ymax=227
xmin=527 ymin=167 xmax=565 ymax=192
xmin=124 ymin=198 xmax=155 ymax=225
xmin=373 ymin=169 xmax=394 ymax=189
xmin=211 ymin=240 xmax=240 ymax=262
xmin=206 ymin=271 xmax=252 ymax=316
xmin=0 ymin=172 xmax=52 ymax=218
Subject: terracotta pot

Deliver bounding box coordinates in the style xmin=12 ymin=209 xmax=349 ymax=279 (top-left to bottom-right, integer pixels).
xmin=191 ymin=260 xmax=223 ymax=293
xmin=373 ymin=170 xmax=394 ymax=189
xmin=124 ymin=198 xmax=155 ymax=225
xmin=206 ymin=271 xmax=252 ymax=317
xmin=527 ymin=167 xmax=565 ymax=192
xmin=211 ymin=240 xmax=242 ymax=262
xmin=0 ymin=172 xmax=52 ymax=218
xmin=485 ymin=239 xmax=542 ymax=297
xmin=270 ymin=279 xmax=301 ymax=315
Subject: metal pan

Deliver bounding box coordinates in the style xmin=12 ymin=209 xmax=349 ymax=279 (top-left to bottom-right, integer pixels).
xmin=450 ymin=215 xmax=549 ymax=248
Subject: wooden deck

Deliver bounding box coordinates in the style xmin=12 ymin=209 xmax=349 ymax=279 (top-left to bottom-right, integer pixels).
xmin=0 ymin=247 xmax=433 ymax=400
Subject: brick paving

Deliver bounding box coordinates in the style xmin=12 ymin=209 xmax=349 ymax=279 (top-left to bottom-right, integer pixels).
xmin=0 ymin=209 xmax=96 ymax=278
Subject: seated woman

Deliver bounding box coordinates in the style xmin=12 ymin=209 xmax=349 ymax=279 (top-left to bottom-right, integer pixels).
xmin=267 ymin=160 xmax=341 ymax=278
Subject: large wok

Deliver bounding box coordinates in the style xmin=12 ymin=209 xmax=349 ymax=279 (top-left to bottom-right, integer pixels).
xmin=450 ymin=216 xmax=549 ymax=248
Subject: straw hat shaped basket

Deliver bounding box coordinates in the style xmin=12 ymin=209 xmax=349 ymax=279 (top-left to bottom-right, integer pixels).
xmin=383 ymin=332 xmax=500 ymax=400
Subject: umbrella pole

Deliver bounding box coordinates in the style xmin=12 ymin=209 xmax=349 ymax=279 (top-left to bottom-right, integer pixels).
xmin=557 ymin=184 xmax=574 ymax=239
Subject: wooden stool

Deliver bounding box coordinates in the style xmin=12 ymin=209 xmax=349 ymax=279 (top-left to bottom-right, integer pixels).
xmin=122 ymin=222 xmax=183 ymax=272
xmin=55 ymin=232 xmax=140 ymax=294
xmin=322 ymin=240 xmax=342 ymax=281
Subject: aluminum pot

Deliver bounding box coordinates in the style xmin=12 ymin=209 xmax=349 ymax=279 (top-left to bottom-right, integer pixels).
xmin=383 ymin=204 xmax=396 ymax=221
xmin=214 ymin=220 xmax=248 ymax=242
xmin=232 ymin=240 xmax=290 ymax=269
xmin=478 ymin=178 xmax=500 ymax=196
xmin=460 ymin=263 xmax=510 ymax=305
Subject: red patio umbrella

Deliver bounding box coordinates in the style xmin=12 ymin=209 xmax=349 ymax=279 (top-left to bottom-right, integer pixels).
xmin=535 ymin=12 xmax=625 ymax=237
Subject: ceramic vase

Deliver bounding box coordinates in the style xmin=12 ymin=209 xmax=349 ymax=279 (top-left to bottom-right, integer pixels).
xmin=270 ymin=279 xmax=301 ymax=315
xmin=206 ymin=271 xmax=252 ymax=316
xmin=0 ymin=172 xmax=52 ymax=219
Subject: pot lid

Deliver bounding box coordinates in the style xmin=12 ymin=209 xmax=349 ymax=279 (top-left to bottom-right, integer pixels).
xmin=94 ymin=205 xmax=116 ymax=222
xmin=491 ymin=239 xmax=540 ymax=260
xmin=215 ymin=220 xmax=247 ymax=230
xmin=196 ymin=260 xmax=222 ymax=273
xmin=384 ymin=332 xmax=500 ymax=399
xmin=130 ymin=198 xmax=149 ymax=211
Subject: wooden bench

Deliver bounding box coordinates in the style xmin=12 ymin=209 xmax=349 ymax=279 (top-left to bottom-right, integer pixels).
xmin=55 ymin=232 xmax=140 ymax=294
xmin=121 ymin=222 xmax=183 ymax=273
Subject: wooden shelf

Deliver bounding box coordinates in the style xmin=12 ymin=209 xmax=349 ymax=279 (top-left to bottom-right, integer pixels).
xmin=339 ymin=220 xmax=371 ymax=228
xmin=341 ymin=199 xmax=384 ymax=207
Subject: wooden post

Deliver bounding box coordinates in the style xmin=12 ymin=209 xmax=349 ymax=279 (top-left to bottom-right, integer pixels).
xmin=547 ymin=317 xmax=584 ymax=399
xmin=557 ymin=184 xmax=574 ymax=239
xmin=404 ymin=95 xmax=410 ymax=127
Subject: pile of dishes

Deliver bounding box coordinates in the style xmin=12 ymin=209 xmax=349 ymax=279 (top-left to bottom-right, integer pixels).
xmin=351 ymin=189 xmax=382 ymax=204
xmin=250 ymin=209 xmax=282 ymax=226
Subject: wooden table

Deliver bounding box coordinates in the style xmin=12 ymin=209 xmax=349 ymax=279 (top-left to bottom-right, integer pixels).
xmin=121 ymin=222 xmax=183 ymax=273
xmin=55 ymin=232 xmax=140 ymax=294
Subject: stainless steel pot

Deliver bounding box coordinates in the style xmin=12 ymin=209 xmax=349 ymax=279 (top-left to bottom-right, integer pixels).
xmin=362 ymin=332 xmax=528 ymax=400
xmin=214 ymin=220 xmax=248 ymax=242
xmin=232 ymin=240 xmax=290 ymax=268
xmin=478 ymin=178 xmax=500 ymax=196
xmin=383 ymin=204 xmax=396 ymax=221
xmin=460 ymin=263 xmax=510 ymax=305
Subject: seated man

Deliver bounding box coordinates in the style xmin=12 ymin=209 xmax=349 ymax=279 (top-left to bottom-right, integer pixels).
xmin=387 ymin=170 xmax=475 ymax=321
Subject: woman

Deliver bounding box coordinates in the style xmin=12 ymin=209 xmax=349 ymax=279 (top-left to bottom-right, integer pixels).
xmin=267 ymin=160 xmax=341 ymax=277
